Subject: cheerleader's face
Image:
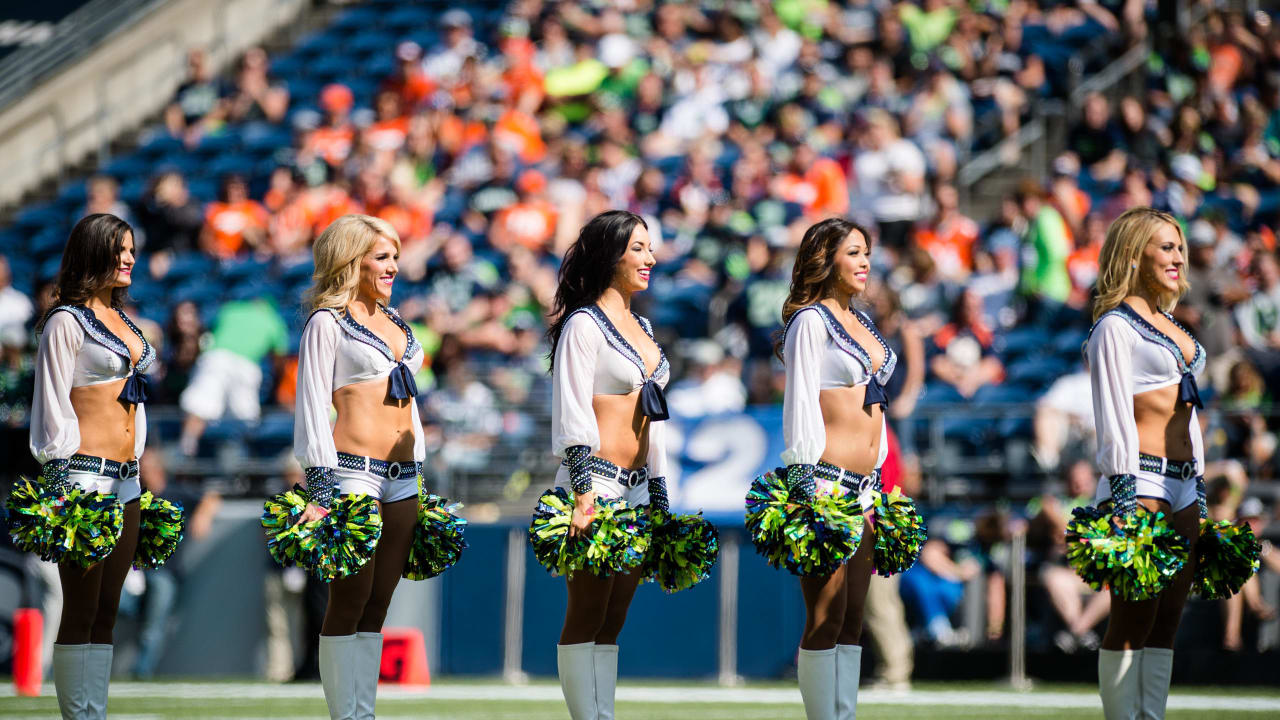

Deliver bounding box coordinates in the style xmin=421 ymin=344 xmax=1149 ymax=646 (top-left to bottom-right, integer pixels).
xmin=359 ymin=235 xmax=400 ymax=303
xmin=831 ymin=228 xmax=871 ymax=296
xmin=612 ymin=224 xmax=656 ymax=294
xmin=1139 ymin=223 xmax=1184 ymax=295
xmin=113 ymin=232 xmax=136 ymax=288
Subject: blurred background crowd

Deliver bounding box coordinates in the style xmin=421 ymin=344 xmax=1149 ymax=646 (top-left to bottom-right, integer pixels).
xmin=1 ymin=0 xmax=1280 ymax=683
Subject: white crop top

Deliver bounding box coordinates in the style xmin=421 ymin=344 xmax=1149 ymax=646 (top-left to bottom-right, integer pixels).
xmin=1086 ymin=303 xmax=1206 ymax=478
xmin=293 ymin=306 xmax=426 ymax=469
xmin=30 ymin=305 xmax=155 ymax=464
xmin=781 ymin=304 xmax=897 ymax=468
xmin=551 ymin=305 xmax=670 ymax=477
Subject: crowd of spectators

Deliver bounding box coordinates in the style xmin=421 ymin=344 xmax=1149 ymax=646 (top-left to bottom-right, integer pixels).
xmin=2 ymin=0 xmax=1280 ymax=659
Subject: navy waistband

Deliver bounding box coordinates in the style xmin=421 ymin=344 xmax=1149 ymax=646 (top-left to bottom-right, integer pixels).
xmin=69 ymin=454 xmax=139 ymax=481
xmin=814 ymin=461 xmax=882 ymax=496
xmin=584 ymin=456 xmax=649 ymax=488
xmin=1137 ymin=453 xmax=1197 ymax=481
xmin=336 ymin=452 xmax=420 ymax=481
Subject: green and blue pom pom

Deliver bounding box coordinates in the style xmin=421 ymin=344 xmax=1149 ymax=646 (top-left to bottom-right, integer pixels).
xmin=261 ymin=485 xmax=382 ymax=582
xmin=403 ymin=493 xmax=468 ymax=581
xmin=6 ymin=478 xmax=123 ymax=567
xmin=869 ymin=489 xmax=926 ymax=577
xmin=641 ymin=508 xmax=719 ymax=593
xmin=528 ymin=488 xmax=650 ymax=578
xmin=743 ymin=468 xmax=864 ymax=577
xmin=133 ymin=491 xmax=185 ymax=570
xmin=1065 ymin=505 xmax=1190 ymax=601
xmin=1193 ymin=520 xmax=1261 ymax=600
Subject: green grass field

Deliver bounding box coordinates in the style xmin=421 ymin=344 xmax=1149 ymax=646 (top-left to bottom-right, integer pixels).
xmin=2 ymin=680 xmax=1278 ymax=719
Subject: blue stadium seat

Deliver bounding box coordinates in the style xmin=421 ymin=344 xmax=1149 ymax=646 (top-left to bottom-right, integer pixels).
xmin=246 ymin=412 xmax=294 ymax=458
xmin=164 ymin=253 xmax=216 ymax=285
xmin=206 ymin=153 xmax=259 ymax=179
xmin=332 ymin=5 xmax=382 ymax=31
xmin=362 ymin=54 xmax=395 ymax=79
xmin=118 ymin=178 xmax=147 ymax=206
xmin=6 ymin=256 xmax=35 ymax=294
xmin=38 ymin=255 xmax=63 ymax=282
xmin=56 ymin=181 xmax=89 ymax=208
xmin=187 ymin=177 xmax=217 ymax=201
xmin=170 ymin=280 xmax=223 ymax=307
xmin=351 ymin=30 xmax=393 ymax=56
xmin=193 ymin=131 xmax=242 ymax=158
xmin=103 ymin=153 xmax=151 ymax=178
xmin=13 ymin=205 xmax=64 ymax=234
xmin=384 ymin=5 xmax=433 ymax=30
xmin=30 ymin=228 xmax=66 ymax=258
xmin=138 ymin=133 xmax=183 ymax=158
xmin=220 ymin=257 xmax=272 ymax=285
xmin=269 ymin=54 xmax=307 ymax=78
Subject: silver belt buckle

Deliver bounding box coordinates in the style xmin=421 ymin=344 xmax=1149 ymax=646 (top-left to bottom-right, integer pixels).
xmin=626 ymin=469 xmax=640 ymax=487
xmin=1180 ymin=462 xmax=1194 ymax=482
xmin=118 ymin=461 xmax=133 ymax=480
xmin=857 ymin=474 xmax=872 ymax=495
xmin=387 ymin=461 xmax=403 ymax=480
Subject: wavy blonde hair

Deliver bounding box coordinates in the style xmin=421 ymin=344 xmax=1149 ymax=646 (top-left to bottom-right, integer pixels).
xmin=1093 ymin=207 xmax=1189 ymax=321
xmin=306 ymin=214 xmax=400 ymax=312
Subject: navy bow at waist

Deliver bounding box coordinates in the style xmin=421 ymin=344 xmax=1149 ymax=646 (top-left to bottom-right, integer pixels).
xmin=1179 ymin=372 xmax=1203 ymax=409
xmin=389 ymin=362 xmax=418 ymax=400
xmin=863 ymin=377 xmax=888 ymax=409
xmin=640 ymin=378 xmax=669 ymax=421
xmin=118 ymin=373 xmax=149 ymax=405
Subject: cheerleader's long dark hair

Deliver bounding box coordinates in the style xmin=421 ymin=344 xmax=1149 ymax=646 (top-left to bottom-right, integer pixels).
xmin=546 ymin=210 xmax=648 ymax=368
xmin=773 ymin=217 xmax=872 ymax=360
xmin=39 ymin=213 xmax=135 ymax=329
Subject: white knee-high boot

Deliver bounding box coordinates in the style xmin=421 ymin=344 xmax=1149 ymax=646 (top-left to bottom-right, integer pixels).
xmin=836 ymin=645 xmax=862 ymax=720
xmin=1139 ymin=648 xmax=1173 ymax=720
xmin=319 ymin=635 xmax=360 ymax=720
xmin=593 ymin=644 xmax=619 ymax=720
xmin=355 ymin=632 xmax=383 ymax=720
xmin=1099 ymin=649 xmax=1142 ymax=720
xmin=557 ymin=642 xmax=598 ymax=720
xmin=53 ymin=644 xmax=91 ymax=720
xmin=86 ymin=644 xmax=112 ymax=720
xmin=797 ymin=648 xmax=838 ymax=720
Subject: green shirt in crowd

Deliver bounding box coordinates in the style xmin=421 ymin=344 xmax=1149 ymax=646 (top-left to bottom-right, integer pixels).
xmin=1021 ymin=205 xmax=1073 ymax=303
xmin=208 ymin=299 xmax=287 ymax=363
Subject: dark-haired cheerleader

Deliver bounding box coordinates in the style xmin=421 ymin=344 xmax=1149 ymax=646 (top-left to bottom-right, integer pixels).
xmin=292 ymin=214 xmax=426 ymax=720
xmin=748 ymin=218 xmax=923 ymax=720
xmin=542 ymin=210 xmax=672 ymax=720
xmin=27 ymin=215 xmax=157 ymax=719
xmin=1073 ymin=208 xmax=1235 ymax=720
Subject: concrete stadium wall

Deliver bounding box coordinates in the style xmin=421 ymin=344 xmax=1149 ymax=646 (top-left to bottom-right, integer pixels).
xmin=0 ymin=0 xmax=306 ymax=207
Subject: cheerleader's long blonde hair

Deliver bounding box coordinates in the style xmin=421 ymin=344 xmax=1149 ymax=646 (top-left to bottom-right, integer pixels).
xmin=1093 ymin=207 xmax=1189 ymax=322
xmin=306 ymin=214 xmax=400 ymax=312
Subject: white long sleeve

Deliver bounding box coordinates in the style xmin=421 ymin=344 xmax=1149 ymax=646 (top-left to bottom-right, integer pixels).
xmin=30 ymin=312 xmax=84 ymax=464
xmin=781 ymin=309 xmax=827 ymax=467
xmin=646 ymin=416 xmax=668 ymax=478
xmin=1088 ymin=315 xmax=1139 ymax=477
xmin=293 ymin=310 xmax=339 ymax=469
xmin=551 ymin=312 xmax=603 ymax=458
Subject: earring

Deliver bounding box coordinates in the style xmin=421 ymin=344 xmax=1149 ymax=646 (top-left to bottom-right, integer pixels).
xmin=1131 ymin=263 xmax=1137 ymax=269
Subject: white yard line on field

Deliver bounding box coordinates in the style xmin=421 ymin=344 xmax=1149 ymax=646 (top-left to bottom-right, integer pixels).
xmin=3 ymin=683 xmax=1280 ymax=713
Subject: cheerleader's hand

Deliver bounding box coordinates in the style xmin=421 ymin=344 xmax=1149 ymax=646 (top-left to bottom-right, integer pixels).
xmin=296 ymin=503 xmax=330 ymax=526
xmin=569 ymin=491 xmax=597 ymax=537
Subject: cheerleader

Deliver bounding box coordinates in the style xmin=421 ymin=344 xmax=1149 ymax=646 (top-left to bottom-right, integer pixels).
xmin=546 ymin=210 xmax=670 ymax=720
xmin=778 ymin=218 xmax=897 ymax=720
xmin=1085 ymin=208 xmax=1204 ymax=719
xmin=294 ymin=214 xmax=424 ymax=720
xmin=32 ymin=214 xmax=154 ymax=719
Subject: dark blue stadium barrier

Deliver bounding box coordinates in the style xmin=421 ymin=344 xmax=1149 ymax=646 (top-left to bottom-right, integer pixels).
xmin=439 ymin=524 xmax=508 ymax=674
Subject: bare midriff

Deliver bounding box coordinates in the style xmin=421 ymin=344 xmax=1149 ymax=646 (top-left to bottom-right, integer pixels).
xmin=1133 ymin=383 xmax=1195 ymax=462
xmin=818 ymin=384 xmax=882 ymax=475
xmin=332 ymin=378 xmax=416 ymax=462
xmin=70 ymin=380 xmax=137 ymax=462
xmin=592 ymin=390 xmax=650 ymax=471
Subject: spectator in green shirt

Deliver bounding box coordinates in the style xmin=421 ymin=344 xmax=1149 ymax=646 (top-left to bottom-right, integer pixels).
xmin=178 ymin=293 xmax=288 ymax=455
xmin=1016 ymin=180 xmax=1073 ymax=304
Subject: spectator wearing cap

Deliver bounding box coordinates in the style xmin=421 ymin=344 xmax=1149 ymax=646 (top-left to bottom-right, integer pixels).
xmin=303 ymin=84 xmax=356 ymax=168
xmin=381 ymin=41 xmax=435 ymax=112
xmin=201 ymin=174 xmax=268 ymax=259
xmin=425 ymin=10 xmax=483 ymax=86
xmin=1015 ymin=179 xmax=1072 ymax=305
xmin=1161 ymin=153 xmax=1207 ymax=220
xmin=855 ymin=109 xmax=927 ymax=252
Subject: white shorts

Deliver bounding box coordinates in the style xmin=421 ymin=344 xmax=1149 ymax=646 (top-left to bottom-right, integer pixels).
xmin=1093 ymin=470 xmax=1200 ymax=514
xmin=553 ymin=464 xmax=650 ymax=508
xmin=337 ymin=465 xmax=419 ymax=503
xmin=69 ymin=469 xmax=141 ymax=504
xmin=179 ymin=348 xmax=263 ymax=422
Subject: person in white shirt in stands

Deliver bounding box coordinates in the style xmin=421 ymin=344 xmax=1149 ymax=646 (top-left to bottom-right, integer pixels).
xmin=293 ymin=214 xmax=425 ymax=720
xmin=545 ymin=210 xmax=671 ymax=720
xmin=777 ymin=218 xmax=900 ymax=720
xmin=0 ymin=254 xmax=33 ymax=338
xmin=1085 ymin=208 xmax=1205 ymax=720
xmin=853 ymin=110 xmax=926 ymax=252
xmin=31 ymin=214 xmax=156 ymax=720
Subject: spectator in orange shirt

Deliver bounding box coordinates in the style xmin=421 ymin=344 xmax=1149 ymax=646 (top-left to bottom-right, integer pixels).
xmin=264 ymin=167 xmax=314 ymax=260
xmin=1065 ymin=213 xmax=1105 ymax=308
xmin=310 ymin=172 xmax=363 ymax=238
xmin=380 ymin=41 xmax=435 ymax=112
xmin=771 ymin=145 xmax=850 ymax=216
xmin=914 ymin=183 xmax=979 ymax=282
xmin=201 ymin=174 xmax=268 ymax=258
xmin=303 ymin=83 xmax=355 ymax=167
xmin=500 ymin=35 xmax=544 ymax=107
xmin=364 ymin=90 xmax=410 ymax=153
xmin=491 ymin=169 xmax=558 ymax=252
xmin=494 ymin=101 xmax=546 ymax=165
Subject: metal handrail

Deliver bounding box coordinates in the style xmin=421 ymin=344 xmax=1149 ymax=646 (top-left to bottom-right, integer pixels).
xmin=0 ymin=0 xmax=164 ymax=114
